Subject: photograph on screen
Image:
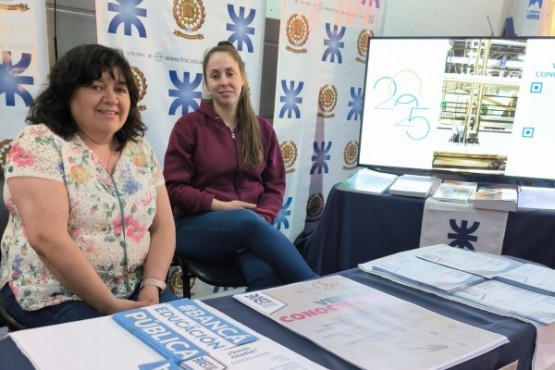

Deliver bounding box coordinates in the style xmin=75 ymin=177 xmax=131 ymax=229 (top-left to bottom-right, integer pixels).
xmin=358 ymin=37 xmax=555 ymax=181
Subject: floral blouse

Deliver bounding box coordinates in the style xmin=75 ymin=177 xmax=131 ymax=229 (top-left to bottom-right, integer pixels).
xmin=0 ymin=124 xmax=164 ymax=311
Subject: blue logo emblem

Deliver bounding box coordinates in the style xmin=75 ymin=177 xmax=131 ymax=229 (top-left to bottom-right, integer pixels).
xmin=322 ymin=23 xmax=345 ymax=63
xmin=310 ymin=141 xmax=332 ymax=174
xmin=227 ymin=5 xmax=256 ymax=53
xmin=274 ymin=197 xmax=293 ymax=230
xmin=168 ymin=70 xmax=202 ymax=115
xmin=347 ymin=87 xmax=363 ymax=121
xmin=0 ymin=51 xmax=34 ymax=107
xmin=107 ymin=0 xmax=147 ymax=38
xmin=279 ymin=80 xmax=304 ymax=119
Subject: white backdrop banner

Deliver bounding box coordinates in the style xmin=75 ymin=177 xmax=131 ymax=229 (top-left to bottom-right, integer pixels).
xmin=0 ymin=1 xmax=49 ymax=157
xmin=95 ymin=0 xmax=266 ymax=165
xmin=96 ymin=0 xmax=266 ymax=299
xmin=420 ymin=198 xmax=507 ymax=255
xmin=273 ymin=0 xmax=387 ymax=240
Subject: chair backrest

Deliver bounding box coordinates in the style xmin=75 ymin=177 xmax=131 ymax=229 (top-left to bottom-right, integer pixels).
xmin=172 ymin=255 xmax=247 ymax=298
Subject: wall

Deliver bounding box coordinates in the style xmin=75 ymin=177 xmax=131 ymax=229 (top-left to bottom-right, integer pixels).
xmin=382 ymin=0 xmax=513 ymax=36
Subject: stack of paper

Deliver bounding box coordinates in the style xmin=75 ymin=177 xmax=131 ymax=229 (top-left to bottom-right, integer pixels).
xmin=472 ymin=185 xmax=518 ymax=212
xmin=337 ymin=168 xmax=398 ymax=195
xmin=359 ymin=244 xmax=555 ymax=325
xmin=370 ymin=254 xmax=485 ymax=294
xmin=495 ymin=263 xmax=555 ymax=296
xmin=388 ymin=174 xmax=440 ymax=198
xmin=432 ymin=180 xmax=478 ymax=204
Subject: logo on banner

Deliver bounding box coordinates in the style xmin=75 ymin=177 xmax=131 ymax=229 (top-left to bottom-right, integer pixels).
xmin=355 ymin=29 xmax=374 ymax=63
xmin=168 ymin=70 xmax=203 ymax=115
xmin=342 ymin=141 xmax=359 ymax=170
xmin=285 ymin=14 xmax=310 ymax=54
xmin=274 ymin=196 xmax=293 ymax=230
xmin=0 ymin=3 xmax=29 ymax=11
xmin=227 ymin=5 xmax=257 ymax=53
xmin=322 ymin=23 xmax=345 ymax=63
xmin=0 ymin=51 xmax=34 ymax=107
xmin=173 ymin=0 xmax=206 ymax=40
xmin=310 ymin=141 xmax=332 ymax=175
xmin=280 ymin=140 xmax=298 ymax=174
xmin=131 ymin=66 xmax=147 ymax=111
xmin=527 ymin=0 xmax=543 ymax=20
xmin=305 ymin=192 xmax=325 ymax=223
xmin=107 ymin=0 xmax=147 ymax=38
xmin=347 ymin=87 xmax=363 ymax=121
xmin=279 ymin=80 xmax=304 ymax=119
xmin=447 ymin=219 xmax=479 ymax=250
xmin=317 ymin=84 xmax=337 ymax=118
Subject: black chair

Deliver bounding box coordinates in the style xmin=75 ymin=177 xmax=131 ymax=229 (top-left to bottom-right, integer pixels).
xmin=170 ymin=254 xmax=247 ymax=299
xmin=0 ymin=172 xmax=28 ymax=331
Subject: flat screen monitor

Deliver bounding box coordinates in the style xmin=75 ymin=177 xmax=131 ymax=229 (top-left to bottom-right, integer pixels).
xmin=358 ymin=36 xmax=555 ymax=182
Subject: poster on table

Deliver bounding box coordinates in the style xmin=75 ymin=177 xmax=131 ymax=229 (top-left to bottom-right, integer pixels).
xmin=234 ymin=275 xmax=508 ymax=370
xmin=0 ymin=1 xmax=49 ymax=163
xmin=272 ymin=0 xmax=387 ymax=240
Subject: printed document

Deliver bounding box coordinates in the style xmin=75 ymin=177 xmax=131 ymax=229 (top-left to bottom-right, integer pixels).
xmin=234 ymin=275 xmax=507 ymax=370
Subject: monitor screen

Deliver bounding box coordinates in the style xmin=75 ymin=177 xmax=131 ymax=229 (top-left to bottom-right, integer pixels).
xmin=358 ymin=36 xmax=555 ymax=182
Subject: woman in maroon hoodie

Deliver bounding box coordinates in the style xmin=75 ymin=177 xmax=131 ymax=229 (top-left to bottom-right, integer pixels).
xmin=164 ymin=41 xmax=317 ymax=291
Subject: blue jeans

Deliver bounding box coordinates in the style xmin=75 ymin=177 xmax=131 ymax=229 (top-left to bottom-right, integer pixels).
xmin=1 ymin=283 xmax=177 ymax=328
xmin=175 ymin=209 xmax=318 ymax=291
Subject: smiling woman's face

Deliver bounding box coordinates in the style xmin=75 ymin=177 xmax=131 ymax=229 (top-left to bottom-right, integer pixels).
xmin=70 ymin=68 xmax=130 ymax=139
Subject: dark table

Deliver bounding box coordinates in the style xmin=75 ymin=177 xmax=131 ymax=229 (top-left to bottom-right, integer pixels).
xmin=305 ymin=184 xmax=555 ymax=275
xmin=0 ymin=268 xmax=537 ymax=370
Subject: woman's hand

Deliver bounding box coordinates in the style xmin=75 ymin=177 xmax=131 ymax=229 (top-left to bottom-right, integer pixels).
xmin=211 ymin=199 xmax=256 ymax=211
xmin=137 ymin=285 xmax=161 ymax=305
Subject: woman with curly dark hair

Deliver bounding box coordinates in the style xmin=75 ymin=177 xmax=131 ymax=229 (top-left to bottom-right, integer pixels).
xmin=0 ymin=44 xmax=176 ymax=328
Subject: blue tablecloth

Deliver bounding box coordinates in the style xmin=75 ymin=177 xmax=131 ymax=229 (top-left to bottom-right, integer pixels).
xmin=0 ymin=268 xmax=537 ymax=370
xmin=305 ymin=184 xmax=555 ymax=275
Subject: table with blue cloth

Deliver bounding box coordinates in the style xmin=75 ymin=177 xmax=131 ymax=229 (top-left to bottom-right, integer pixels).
xmin=0 ymin=268 xmax=537 ymax=370
xmin=305 ymin=184 xmax=555 ymax=275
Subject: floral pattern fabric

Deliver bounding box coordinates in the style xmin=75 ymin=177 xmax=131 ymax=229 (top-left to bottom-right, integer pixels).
xmin=0 ymin=124 xmax=164 ymax=310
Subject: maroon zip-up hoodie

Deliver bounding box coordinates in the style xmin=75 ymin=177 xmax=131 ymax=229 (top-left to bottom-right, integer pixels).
xmin=163 ymin=100 xmax=286 ymax=223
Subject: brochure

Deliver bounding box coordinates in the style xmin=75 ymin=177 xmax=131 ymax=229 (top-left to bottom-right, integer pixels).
xmin=234 ymin=275 xmax=508 ymax=370
xmin=359 ymin=245 xmax=555 ymax=325
xmin=337 ymin=168 xmax=397 ymax=195
xmin=473 ymin=186 xmax=518 ymax=212
xmin=431 ymin=180 xmax=478 ymax=204
xmin=388 ymin=174 xmax=440 ymax=198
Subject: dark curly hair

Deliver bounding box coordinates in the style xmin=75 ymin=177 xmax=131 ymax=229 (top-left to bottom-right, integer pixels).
xmin=26 ymin=44 xmax=147 ymax=147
